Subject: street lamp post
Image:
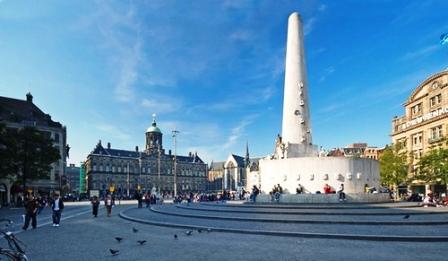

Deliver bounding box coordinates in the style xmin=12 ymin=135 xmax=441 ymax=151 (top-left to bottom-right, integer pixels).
xmin=158 ymin=144 xmax=161 ymax=194
xmin=172 ymin=130 xmax=179 ymax=197
xmin=127 ymin=162 xmax=130 ymax=197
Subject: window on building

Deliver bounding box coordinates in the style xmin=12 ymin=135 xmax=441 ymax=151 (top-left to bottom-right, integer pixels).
xmin=430 ymin=125 xmax=443 ymax=140
xmin=412 ymin=132 xmax=423 ymax=147
xmin=54 ymin=133 xmax=60 ymax=143
xmin=411 ymin=103 xmax=422 ymax=115
xmin=430 ymin=94 xmax=442 ymax=107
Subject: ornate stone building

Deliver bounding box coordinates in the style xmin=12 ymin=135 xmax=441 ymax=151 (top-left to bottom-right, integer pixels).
xmin=85 ymin=116 xmax=207 ymax=197
xmin=0 ymin=93 xmax=67 ymax=206
xmin=391 ymin=70 xmax=448 ymax=193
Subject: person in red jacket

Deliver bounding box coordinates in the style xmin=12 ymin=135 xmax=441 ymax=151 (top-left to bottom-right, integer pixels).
xmin=323 ymin=184 xmax=332 ymax=194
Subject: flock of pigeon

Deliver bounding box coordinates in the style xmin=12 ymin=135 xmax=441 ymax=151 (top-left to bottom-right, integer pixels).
xmin=109 ymin=227 xmax=212 ymax=256
xmin=108 ymin=215 xmax=413 ymax=256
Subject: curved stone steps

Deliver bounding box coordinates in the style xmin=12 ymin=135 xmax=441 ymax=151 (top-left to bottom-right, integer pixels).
xmin=174 ymin=205 xmax=448 ymax=221
xmin=200 ymin=201 xmax=421 ymax=209
xmin=158 ymin=206 xmax=448 ymax=225
xmin=184 ymin=204 xmax=448 ymax=216
xmin=119 ymin=207 xmax=448 ymax=241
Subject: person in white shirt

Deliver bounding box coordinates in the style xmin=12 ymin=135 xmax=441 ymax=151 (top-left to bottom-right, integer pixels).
xmin=51 ymin=194 xmax=64 ymax=227
xmin=105 ymin=194 xmax=114 ymax=217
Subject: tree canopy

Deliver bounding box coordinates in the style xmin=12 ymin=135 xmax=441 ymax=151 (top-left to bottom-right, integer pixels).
xmin=379 ymin=143 xmax=408 ymax=187
xmin=0 ymin=125 xmax=60 ymax=189
xmin=416 ymin=148 xmax=448 ymax=189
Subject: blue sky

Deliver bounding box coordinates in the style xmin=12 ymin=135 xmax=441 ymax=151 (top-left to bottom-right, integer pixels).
xmin=1 ymin=0 xmax=448 ymax=166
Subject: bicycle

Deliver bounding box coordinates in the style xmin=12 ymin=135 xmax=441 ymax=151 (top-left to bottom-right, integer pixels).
xmin=0 ymin=219 xmax=28 ymax=261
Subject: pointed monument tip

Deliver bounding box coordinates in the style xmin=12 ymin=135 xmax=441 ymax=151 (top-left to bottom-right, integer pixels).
xmin=289 ymin=12 xmax=301 ymax=20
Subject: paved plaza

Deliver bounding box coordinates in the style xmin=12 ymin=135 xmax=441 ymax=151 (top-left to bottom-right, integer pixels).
xmin=1 ymin=201 xmax=448 ymax=260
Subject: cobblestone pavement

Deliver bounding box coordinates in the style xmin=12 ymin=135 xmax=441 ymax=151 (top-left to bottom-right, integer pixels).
xmin=1 ymin=203 xmax=448 ymax=260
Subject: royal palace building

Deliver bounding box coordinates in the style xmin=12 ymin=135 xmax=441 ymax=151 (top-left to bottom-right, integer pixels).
xmin=85 ymin=116 xmax=207 ymax=197
xmin=391 ymin=70 xmax=448 ymax=193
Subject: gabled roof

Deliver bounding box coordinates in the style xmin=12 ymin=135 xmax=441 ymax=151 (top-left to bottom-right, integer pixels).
xmin=0 ymin=95 xmax=62 ymax=128
xmin=231 ymin=154 xmax=245 ymax=166
xmin=406 ymin=70 xmax=448 ymax=105
xmin=209 ymin=161 xmax=225 ymax=171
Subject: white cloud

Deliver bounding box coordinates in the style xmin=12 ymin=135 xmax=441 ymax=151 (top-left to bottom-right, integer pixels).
xmin=319 ymin=66 xmax=335 ymax=82
xmin=115 ymin=41 xmax=141 ymax=102
xmin=96 ymin=124 xmax=131 ymax=141
xmin=229 ymin=31 xmax=251 ymax=41
xmin=318 ymin=4 xmax=327 ymax=12
xmin=81 ymin=1 xmax=143 ymax=103
xmin=223 ymin=115 xmax=259 ymax=149
xmin=400 ymin=44 xmax=439 ymax=61
xmin=222 ymin=0 xmax=248 ymax=9
xmin=141 ymin=96 xmax=182 ymax=114
xmin=304 ymin=17 xmax=316 ymax=36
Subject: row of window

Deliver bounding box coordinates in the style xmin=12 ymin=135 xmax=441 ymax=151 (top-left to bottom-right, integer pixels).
xmin=91 ymin=165 xmax=206 ymax=176
xmin=411 ymin=125 xmax=443 ymax=147
xmin=411 ymin=94 xmax=443 ymax=116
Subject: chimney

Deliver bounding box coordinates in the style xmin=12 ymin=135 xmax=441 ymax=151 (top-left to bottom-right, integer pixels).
xmin=189 ymin=152 xmax=192 ymax=157
xmin=169 ymin=149 xmax=172 ymax=155
xmin=135 ymin=146 xmax=139 ymax=152
xmin=26 ymin=92 xmax=33 ymax=103
xmin=107 ymin=142 xmax=111 ymax=149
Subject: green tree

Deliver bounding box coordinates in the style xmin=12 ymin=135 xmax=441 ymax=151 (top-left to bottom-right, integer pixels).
xmin=379 ymin=143 xmax=408 ymax=194
xmin=416 ymin=148 xmax=448 ymax=194
xmin=13 ymin=126 xmax=60 ymax=190
xmin=0 ymin=123 xmax=19 ymax=181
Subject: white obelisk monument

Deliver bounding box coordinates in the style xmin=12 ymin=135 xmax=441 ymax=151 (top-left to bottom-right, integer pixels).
xmin=253 ymin=12 xmax=381 ymax=199
xmin=280 ymin=12 xmax=316 ymax=158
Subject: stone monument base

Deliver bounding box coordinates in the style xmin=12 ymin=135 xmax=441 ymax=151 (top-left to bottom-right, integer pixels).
xmin=256 ymin=193 xmax=391 ymax=204
xmin=257 ymin=157 xmax=380 ymax=194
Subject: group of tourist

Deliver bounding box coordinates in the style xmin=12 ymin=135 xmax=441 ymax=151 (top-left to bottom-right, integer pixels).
xmin=421 ymin=191 xmax=448 ymax=207
xmin=270 ymin=184 xmax=284 ymax=203
xmin=22 ymin=193 xmax=65 ymax=230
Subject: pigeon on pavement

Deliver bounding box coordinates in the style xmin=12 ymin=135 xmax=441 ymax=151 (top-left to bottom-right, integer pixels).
xmin=137 ymin=240 xmax=147 ymax=245
xmin=132 ymin=227 xmax=139 ymax=233
xmin=403 ymin=214 xmax=410 ymax=219
xmin=115 ymin=237 xmax=123 ymax=243
xmin=109 ymin=249 xmax=120 ymax=256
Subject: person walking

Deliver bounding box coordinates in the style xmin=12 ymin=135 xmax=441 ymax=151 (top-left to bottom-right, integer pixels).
xmin=22 ymin=195 xmax=38 ymax=230
xmin=250 ymin=185 xmax=260 ymax=203
xmin=51 ymin=194 xmax=64 ymax=227
xmin=91 ymin=196 xmax=100 ymax=217
xmin=338 ymin=184 xmax=346 ymax=202
xmin=105 ymin=194 xmax=114 ymax=217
